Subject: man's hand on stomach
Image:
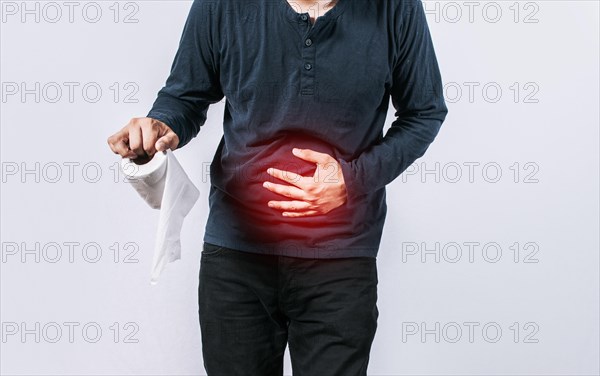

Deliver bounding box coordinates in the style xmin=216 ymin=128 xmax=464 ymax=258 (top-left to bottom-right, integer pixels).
xmin=262 ymin=148 xmax=347 ymax=218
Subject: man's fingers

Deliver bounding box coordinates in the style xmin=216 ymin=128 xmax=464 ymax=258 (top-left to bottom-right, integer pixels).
xmin=142 ymin=123 xmax=159 ymax=156
xmin=107 ymin=130 xmax=136 ymax=158
xmin=128 ymin=125 xmax=145 ymax=157
xmin=108 ymin=118 xmax=179 ymax=161
xmin=155 ymin=132 xmax=179 ymax=152
xmin=267 ymin=168 xmax=306 ymax=188
xmin=267 ymin=200 xmax=312 ymax=211
xmin=282 ymin=210 xmax=319 ymax=218
xmin=262 ymin=182 xmax=305 ymax=200
xmin=292 ymin=148 xmax=331 ymax=164
xmin=113 ymin=139 xmax=137 ymax=159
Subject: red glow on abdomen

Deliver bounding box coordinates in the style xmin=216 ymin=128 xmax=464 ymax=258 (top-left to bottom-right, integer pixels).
xmin=215 ymin=132 xmax=350 ymax=244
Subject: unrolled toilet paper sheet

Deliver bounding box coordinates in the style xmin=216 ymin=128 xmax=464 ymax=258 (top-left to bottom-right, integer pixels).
xmin=120 ymin=150 xmax=200 ymax=284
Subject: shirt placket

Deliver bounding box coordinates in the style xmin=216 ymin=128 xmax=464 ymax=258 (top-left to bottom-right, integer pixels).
xmin=298 ymin=13 xmax=319 ymax=96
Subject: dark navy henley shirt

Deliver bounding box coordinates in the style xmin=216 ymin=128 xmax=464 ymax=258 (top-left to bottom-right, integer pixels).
xmin=147 ymin=0 xmax=448 ymax=258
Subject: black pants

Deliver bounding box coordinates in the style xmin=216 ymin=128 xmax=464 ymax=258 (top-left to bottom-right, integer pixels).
xmin=198 ymin=242 xmax=379 ymax=376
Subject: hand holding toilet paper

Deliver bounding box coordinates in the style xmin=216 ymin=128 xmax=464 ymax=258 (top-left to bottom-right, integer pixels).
xmin=120 ymin=150 xmax=200 ymax=284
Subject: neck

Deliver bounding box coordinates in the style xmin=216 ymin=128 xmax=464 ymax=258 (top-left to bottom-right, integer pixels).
xmin=288 ymin=0 xmax=338 ymax=22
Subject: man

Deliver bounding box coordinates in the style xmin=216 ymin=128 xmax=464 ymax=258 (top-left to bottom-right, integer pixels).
xmin=107 ymin=0 xmax=447 ymax=374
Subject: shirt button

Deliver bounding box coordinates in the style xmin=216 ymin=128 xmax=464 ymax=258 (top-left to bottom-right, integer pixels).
xmin=300 ymin=14 xmax=308 ymax=21
xmin=305 ymin=38 xmax=313 ymax=47
xmin=304 ymin=63 xmax=312 ymax=70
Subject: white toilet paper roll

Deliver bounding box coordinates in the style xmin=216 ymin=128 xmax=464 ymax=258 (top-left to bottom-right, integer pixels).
xmin=121 ymin=149 xmax=200 ymax=284
xmin=121 ymin=150 xmax=168 ymax=209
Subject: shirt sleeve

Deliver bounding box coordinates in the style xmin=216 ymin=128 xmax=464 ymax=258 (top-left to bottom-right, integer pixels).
xmin=338 ymin=0 xmax=448 ymax=199
xmin=147 ymin=0 xmax=224 ymax=149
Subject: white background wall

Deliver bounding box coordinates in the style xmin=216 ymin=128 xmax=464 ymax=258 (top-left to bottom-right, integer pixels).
xmin=1 ymin=1 xmax=598 ymax=375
